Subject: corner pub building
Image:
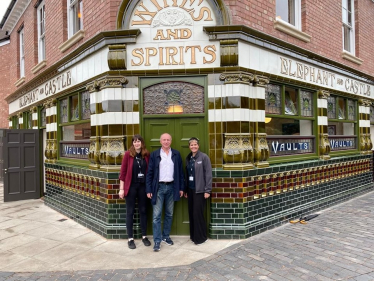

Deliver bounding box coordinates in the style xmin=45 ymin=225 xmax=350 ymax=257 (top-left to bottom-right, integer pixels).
xmin=2 ymin=0 xmax=374 ymax=239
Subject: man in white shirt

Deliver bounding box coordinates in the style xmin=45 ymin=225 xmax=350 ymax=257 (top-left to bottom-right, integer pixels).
xmin=146 ymin=133 xmax=184 ymax=252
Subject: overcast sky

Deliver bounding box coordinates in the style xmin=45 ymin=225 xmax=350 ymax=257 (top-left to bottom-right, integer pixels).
xmin=0 ymin=0 xmax=12 ymax=23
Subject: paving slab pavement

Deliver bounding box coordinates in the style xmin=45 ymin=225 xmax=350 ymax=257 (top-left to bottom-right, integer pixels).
xmin=0 ymin=182 xmax=239 ymax=272
xmin=1 ymin=181 xmax=374 ymax=280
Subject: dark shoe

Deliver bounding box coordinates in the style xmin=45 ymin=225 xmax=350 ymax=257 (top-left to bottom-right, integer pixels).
xmin=128 ymin=239 xmax=136 ymax=249
xmin=153 ymin=241 xmax=161 ymax=252
xmin=142 ymin=237 xmax=151 ymax=247
xmin=195 ymin=239 xmax=207 ymax=245
xmin=162 ymin=237 xmax=174 ymax=245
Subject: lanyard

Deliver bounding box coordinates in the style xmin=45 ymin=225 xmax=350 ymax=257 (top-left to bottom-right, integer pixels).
xmin=189 ymin=156 xmax=195 ymax=174
xmin=135 ymin=155 xmax=143 ymax=171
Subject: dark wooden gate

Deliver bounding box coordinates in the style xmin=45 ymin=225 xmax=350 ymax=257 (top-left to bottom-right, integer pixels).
xmin=3 ymin=130 xmax=41 ymax=202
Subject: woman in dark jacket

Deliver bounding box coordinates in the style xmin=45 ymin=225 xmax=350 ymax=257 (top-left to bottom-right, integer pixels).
xmin=119 ymin=134 xmax=151 ymax=249
xmin=184 ymin=137 xmax=212 ymax=245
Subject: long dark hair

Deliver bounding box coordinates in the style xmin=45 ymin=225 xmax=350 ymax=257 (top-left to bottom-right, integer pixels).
xmin=128 ymin=134 xmax=149 ymax=158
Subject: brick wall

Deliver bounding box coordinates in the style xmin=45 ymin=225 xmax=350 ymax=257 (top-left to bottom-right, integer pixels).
xmin=225 ymin=0 xmax=374 ymax=76
xmin=1 ymin=0 xmax=374 ymax=122
xmin=0 ymin=42 xmax=10 ymax=128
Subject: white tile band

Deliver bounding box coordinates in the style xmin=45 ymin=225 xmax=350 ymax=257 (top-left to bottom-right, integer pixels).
xmin=359 ymin=120 xmax=370 ymax=128
xmin=317 ymin=116 xmax=328 ymax=126
xmin=317 ymin=99 xmax=327 ymax=109
xmin=208 ymin=109 xmax=265 ymax=122
xmin=91 ymin=112 xmax=140 ymax=126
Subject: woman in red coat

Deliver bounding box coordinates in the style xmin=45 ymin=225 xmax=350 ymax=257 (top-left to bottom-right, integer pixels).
xmin=119 ymin=135 xmax=151 ymax=249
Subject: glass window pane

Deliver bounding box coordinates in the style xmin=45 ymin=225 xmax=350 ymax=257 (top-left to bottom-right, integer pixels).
xmin=60 ymin=98 xmax=68 ymax=123
xmin=81 ymin=91 xmax=90 ymax=120
xmin=285 ymin=87 xmax=298 ymax=115
xmin=70 ymin=95 xmax=79 ymax=121
xmin=347 ymin=100 xmax=355 ymax=121
xmin=265 ymin=84 xmax=281 ymax=114
xmin=27 ymin=112 xmax=32 ymax=129
xmin=276 ymin=0 xmax=289 ymax=22
xmin=300 ymin=90 xmax=313 ymax=117
xmin=338 ymin=98 xmax=346 ymax=119
xmin=343 ymin=25 xmax=351 ymax=52
xmin=370 ymin=107 xmax=374 ymax=123
xmin=266 ymin=118 xmax=312 ymax=136
xmin=61 ymin=123 xmax=91 ymax=141
xmin=41 ymin=107 xmax=46 ymax=127
xmin=347 ymin=0 xmax=352 ymax=24
xmin=328 ymin=121 xmax=355 ymax=135
xmin=327 ymin=96 xmax=336 ymax=119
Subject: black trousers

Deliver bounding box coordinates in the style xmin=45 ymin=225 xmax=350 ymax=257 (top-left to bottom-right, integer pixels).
xmin=187 ymin=188 xmax=207 ymax=244
xmin=125 ymin=182 xmax=147 ymax=238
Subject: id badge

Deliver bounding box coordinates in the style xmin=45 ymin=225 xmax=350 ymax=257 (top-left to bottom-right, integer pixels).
xmin=138 ymin=173 xmax=144 ymax=178
xmin=189 ymin=176 xmax=194 ymax=181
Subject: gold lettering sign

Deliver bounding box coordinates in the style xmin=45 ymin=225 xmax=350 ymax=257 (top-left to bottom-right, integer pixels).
xmin=18 ymin=71 xmax=72 ymax=109
xmin=128 ymin=0 xmax=219 ymax=69
xmin=280 ymin=57 xmax=371 ymax=97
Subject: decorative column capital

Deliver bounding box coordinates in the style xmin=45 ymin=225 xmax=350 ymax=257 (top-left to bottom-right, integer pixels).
xmin=358 ymin=99 xmax=372 ymax=107
xmin=219 ymin=71 xmax=255 ymax=85
xmin=30 ymin=106 xmax=38 ymax=113
xmin=44 ymin=98 xmax=57 ymax=108
xmin=318 ymin=90 xmax=330 ymax=99
xmin=86 ymin=75 xmax=128 ymax=92
xmin=253 ymin=75 xmax=269 ymax=87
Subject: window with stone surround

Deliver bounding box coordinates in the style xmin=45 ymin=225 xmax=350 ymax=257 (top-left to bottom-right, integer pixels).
xmin=37 ymin=2 xmax=46 ymax=62
xmin=68 ymin=0 xmax=83 ymax=38
xmin=276 ymin=0 xmax=301 ymax=29
xmin=342 ymin=0 xmax=355 ymax=53
xmin=19 ymin=27 xmax=25 ymax=78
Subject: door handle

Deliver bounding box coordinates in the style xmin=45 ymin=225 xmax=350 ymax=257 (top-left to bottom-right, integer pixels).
xmin=3 ymin=169 xmax=7 ymax=173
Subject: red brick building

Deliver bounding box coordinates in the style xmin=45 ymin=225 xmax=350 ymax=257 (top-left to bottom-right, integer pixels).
xmin=1 ymin=0 xmax=373 ymax=239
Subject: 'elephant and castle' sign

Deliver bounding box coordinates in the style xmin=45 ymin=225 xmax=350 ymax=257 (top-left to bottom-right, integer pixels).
xmin=127 ymin=0 xmax=220 ymax=70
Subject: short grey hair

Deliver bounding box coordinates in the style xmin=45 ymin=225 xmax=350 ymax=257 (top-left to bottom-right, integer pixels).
xmin=160 ymin=133 xmax=172 ymax=141
xmin=188 ymin=137 xmax=199 ymax=145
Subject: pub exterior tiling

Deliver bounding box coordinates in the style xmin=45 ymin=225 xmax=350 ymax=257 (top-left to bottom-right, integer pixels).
xmin=1 ymin=0 xmax=374 ymax=239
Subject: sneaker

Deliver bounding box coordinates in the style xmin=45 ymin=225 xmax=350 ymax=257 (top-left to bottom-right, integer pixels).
xmin=142 ymin=237 xmax=151 ymax=247
xmin=162 ymin=237 xmax=174 ymax=245
xmin=153 ymin=241 xmax=161 ymax=252
xmin=128 ymin=239 xmax=136 ymax=249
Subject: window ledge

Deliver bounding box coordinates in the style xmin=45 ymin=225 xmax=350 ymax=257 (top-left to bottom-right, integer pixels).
xmin=31 ymin=60 xmax=47 ymax=74
xmin=15 ymin=77 xmax=25 ymax=87
xmin=58 ymin=29 xmax=85 ymax=53
xmin=274 ymin=19 xmax=311 ymax=43
xmin=341 ymin=51 xmax=363 ymax=65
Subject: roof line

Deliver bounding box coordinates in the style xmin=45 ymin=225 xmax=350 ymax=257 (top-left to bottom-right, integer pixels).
xmin=0 ymin=0 xmax=18 ymax=29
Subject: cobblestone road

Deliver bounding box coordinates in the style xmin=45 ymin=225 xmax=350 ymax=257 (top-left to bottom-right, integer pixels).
xmin=1 ymin=190 xmax=374 ymax=281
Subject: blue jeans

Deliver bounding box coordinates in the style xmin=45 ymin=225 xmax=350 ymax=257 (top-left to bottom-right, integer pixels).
xmin=152 ymin=183 xmax=174 ymax=243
